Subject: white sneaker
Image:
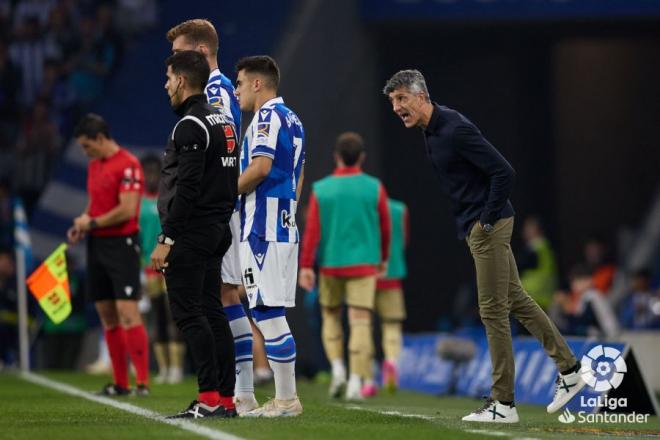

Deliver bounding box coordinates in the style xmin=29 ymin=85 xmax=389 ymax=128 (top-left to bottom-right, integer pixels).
xmin=167 ymin=366 xmax=183 ymax=384
xmin=345 ymin=377 xmax=363 ymax=402
xmin=85 ymin=358 xmax=111 ymax=375
xmin=242 ymin=397 xmax=302 ymax=418
xmin=154 ymin=370 xmax=168 ymax=385
xmin=547 ymin=365 xmax=586 ymax=413
xmin=329 ymin=375 xmax=347 ymax=399
xmin=462 ymin=398 xmax=519 ymax=423
xmin=235 ymin=393 xmax=259 ymax=415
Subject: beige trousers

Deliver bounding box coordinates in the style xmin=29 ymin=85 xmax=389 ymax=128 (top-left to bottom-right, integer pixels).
xmin=467 ymin=217 xmax=576 ymax=402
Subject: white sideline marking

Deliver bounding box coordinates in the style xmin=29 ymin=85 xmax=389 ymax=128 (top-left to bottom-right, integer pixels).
xmin=345 ymin=406 xmax=542 ymax=439
xmin=19 ymin=372 xmax=245 ymax=440
xmin=464 ymin=429 xmax=509 ymax=437
xmin=345 ymin=405 xmax=436 ymax=421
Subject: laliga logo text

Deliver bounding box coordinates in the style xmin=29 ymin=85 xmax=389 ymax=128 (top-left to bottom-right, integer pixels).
xmin=557 ymin=345 xmax=650 ymax=424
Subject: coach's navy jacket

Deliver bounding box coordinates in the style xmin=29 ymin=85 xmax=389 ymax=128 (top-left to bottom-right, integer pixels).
xmin=423 ymin=103 xmax=515 ymax=240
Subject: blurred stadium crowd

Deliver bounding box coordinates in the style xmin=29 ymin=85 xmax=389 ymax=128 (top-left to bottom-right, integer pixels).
xmin=0 ymin=0 xmax=157 ymax=215
xmin=0 ymin=0 xmax=659 ymax=381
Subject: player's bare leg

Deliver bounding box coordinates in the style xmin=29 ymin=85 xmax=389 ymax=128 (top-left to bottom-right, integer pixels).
xmin=347 ymin=306 xmax=374 ymax=401
xmin=321 ymin=305 xmax=346 ymax=398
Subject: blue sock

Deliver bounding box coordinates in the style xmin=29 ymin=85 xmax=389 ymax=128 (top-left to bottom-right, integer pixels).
xmin=225 ymin=304 xmax=254 ymax=395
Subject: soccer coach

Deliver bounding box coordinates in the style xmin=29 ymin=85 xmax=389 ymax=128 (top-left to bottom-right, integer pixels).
xmin=152 ymin=50 xmax=239 ymax=418
xmin=383 ymin=70 xmax=585 ymax=423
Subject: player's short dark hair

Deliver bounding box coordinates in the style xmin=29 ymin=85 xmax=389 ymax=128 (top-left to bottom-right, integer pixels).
xmin=383 ymin=69 xmax=430 ymax=101
xmin=140 ymin=154 xmax=161 ymax=170
xmin=167 ymin=19 xmax=219 ymax=54
xmin=165 ymin=50 xmax=209 ymax=93
xmin=73 ymin=113 xmax=111 ymax=139
xmin=235 ymin=55 xmax=280 ymax=89
xmin=335 ymin=132 xmax=365 ymax=166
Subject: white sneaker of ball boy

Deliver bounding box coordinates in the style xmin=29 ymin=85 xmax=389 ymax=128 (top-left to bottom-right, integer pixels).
xmin=462 ymin=362 xmax=586 ymax=423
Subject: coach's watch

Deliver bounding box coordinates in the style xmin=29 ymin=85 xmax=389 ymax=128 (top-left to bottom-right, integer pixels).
xmin=157 ymin=233 xmax=175 ymax=246
xmin=482 ymin=223 xmax=494 ymax=233
xmin=89 ymin=218 xmax=99 ymax=229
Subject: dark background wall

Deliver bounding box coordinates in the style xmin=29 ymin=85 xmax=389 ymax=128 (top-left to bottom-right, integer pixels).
xmin=98 ymin=1 xmax=660 ymax=335
xmin=553 ymin=35 xmax=660 ymax=268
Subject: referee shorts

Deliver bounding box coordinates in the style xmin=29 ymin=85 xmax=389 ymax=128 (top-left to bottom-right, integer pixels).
xmin=87 ymin=234 xmax=141 ymax=302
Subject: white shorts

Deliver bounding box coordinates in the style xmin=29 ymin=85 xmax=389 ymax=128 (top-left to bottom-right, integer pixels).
xmin=239 ymin=235 xmax=298 ymax=309
xmin=220 ymin=211 xmax=242 ymax=285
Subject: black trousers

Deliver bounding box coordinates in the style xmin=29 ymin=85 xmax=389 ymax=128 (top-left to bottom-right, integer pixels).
xmin=151 ymin=293 xmax=181 ymax=343
xmin=164 ymin=223 xmax=235 ymax=396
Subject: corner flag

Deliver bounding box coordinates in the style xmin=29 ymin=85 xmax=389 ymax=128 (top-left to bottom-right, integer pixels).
xmin=26 ymin=244 xmax=72 ymax=324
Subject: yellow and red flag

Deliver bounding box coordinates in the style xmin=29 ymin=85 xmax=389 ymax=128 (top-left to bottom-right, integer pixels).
xmin=26 ymin=244 xmax=71 ymax=324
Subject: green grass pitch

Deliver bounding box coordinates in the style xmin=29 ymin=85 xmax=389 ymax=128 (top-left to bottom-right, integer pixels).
xmin=0 ymin=371 xmax=658 ymax=439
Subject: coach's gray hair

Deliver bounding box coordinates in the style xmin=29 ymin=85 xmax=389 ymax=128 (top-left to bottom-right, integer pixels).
xmin=383 ymin=69 xmax=430 ymax=101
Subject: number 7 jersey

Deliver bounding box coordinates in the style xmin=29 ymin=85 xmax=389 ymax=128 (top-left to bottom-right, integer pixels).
xmin=240 ymin=97 xmax=305 ymax=243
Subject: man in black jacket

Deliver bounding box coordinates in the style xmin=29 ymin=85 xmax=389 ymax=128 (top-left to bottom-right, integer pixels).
xmin=383 ymin=70 xmax=585 ymax=423
xmin=151 ymin=50 xmax=239 ymax=419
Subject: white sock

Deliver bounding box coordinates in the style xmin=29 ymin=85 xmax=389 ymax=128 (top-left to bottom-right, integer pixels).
xmin=331 ymin=359 xmax=346 ymax=381
xmin=348 ymin=373 xmax=361 ymax=387
xmin=226 ymin=305 xmax=254 ymax=395
xmin=254 ymin=309 xmax=297 ymax=401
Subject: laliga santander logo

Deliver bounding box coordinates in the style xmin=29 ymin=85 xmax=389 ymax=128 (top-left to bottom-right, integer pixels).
xmin=557 ymin=345 xmax=650 ymax=425
xmin=558 ymin=408 xmax=576 ymax=424
xmin=580 ymin=345 xmax=627 ymax=392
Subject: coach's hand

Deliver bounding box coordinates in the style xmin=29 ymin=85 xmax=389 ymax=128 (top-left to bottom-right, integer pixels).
xmin=151 ymin=243 xmax=171 ymax=272
xmin=298 ymin=268 xmax=316 ymax=292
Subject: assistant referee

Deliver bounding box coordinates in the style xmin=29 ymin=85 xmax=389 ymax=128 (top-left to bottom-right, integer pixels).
xmin=68 ymin=114 xmax=150 ymax=396
xmin=152 ymin=50 xmax=239 ymax=419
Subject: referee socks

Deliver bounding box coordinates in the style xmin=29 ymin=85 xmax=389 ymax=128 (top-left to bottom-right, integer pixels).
xmin=126 ymin=324 xmax=150 ymax=386
xmin=104 ymin=326 xmax=129 ymax=389
xmin=225 ymin=304 xmax=254 ymax=396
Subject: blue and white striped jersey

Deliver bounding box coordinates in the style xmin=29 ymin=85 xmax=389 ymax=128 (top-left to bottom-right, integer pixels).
xmin=205 ymin=68 xmax=241 ymax=132
xmin=206 ymin=68 xmax=241 ymax=212
xmin=240 ymin=97 xmax=305 ymax=243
